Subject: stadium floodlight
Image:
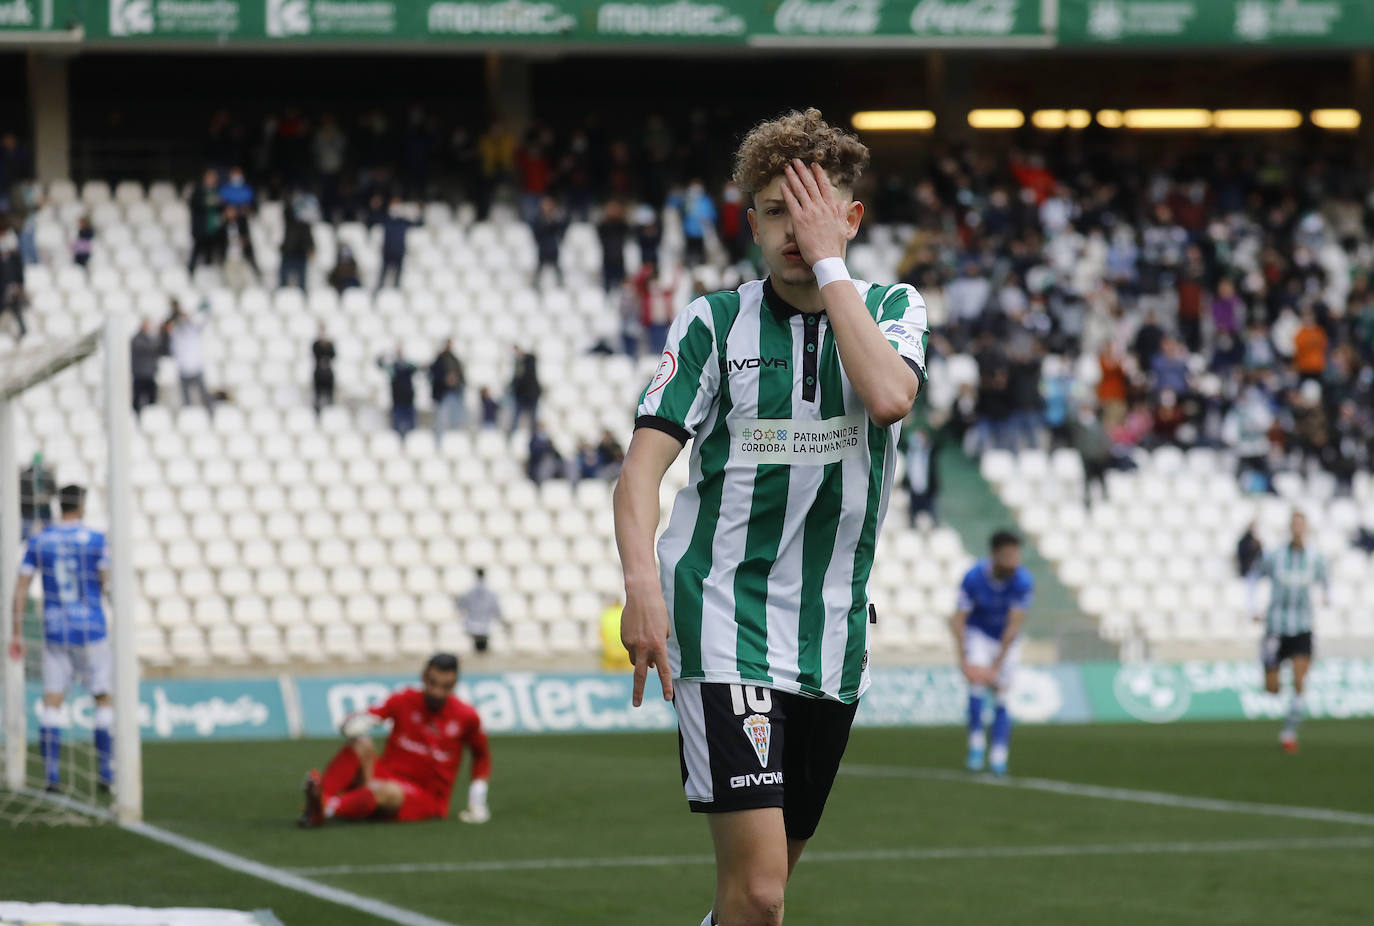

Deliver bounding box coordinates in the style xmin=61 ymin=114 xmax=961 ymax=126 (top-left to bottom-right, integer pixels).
xmin=1096 ymin=109 xmax=1125 ymax=128
xmin=1212 ymin=110 xmax=1302 ymax=130
xmin=967 ymin=110 xmax=1025 ymax=130
xmin=851 ymin=111 xmax=937 ymax=131
xmin=1 ymin=317 xmax=140 ymax=826
xmin=1122 ymin=109 xmax=1213 ymax=130
xmin=1031 ymin=110 xmax=1092 ymax=130
xmin=1310 ymin=109 xmax=1361 ymax=130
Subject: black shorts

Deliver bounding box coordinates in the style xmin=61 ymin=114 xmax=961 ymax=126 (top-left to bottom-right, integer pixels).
xmin=472 ymin=635 xmax=489 ymax=653
xmin=1262 ymin=632 xmax=1313 ymax=670
xmin=673 ymin=680 xmax=859 ymax=841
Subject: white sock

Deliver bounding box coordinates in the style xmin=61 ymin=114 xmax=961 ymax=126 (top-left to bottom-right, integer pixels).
xmin=698 ymin=912 xmax=714 ymax=926
xmin=989 ymin=745 xmax=1009 ymax=767
xmin=968 ymin=730 xmax=987 ymax=751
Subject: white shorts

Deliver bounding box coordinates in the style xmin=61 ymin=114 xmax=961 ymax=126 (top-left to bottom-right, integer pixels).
xmin=42 ymin=639 xmax=113 ymax=697
xmin=964 ymin=627 xmax=1021 ymax=692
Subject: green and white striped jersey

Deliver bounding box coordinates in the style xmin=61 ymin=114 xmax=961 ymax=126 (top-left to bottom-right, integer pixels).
xmin=1257 ymin=545 xmax=1328 ymax=637
xmin=635 ymin=277 xmax=928 ymax=704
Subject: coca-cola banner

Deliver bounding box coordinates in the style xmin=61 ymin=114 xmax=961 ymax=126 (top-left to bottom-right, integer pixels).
xmin=759 ymin=0 xmax=1047 ymax=43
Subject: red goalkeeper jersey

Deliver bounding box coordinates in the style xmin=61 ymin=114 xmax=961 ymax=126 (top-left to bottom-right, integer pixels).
xmin=366 ymin=689 xmax=490 ymax=809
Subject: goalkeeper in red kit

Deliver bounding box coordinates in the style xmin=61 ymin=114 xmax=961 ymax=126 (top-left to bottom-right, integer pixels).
xmin=298 ymin=653 xmax=492 ymax=827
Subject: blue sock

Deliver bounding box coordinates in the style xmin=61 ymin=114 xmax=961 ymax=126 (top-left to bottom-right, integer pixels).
xmin=40 ymin=725 xmax=60 ymax=785
xmin=990 ymin=704 xmax=1012 ymax=766
xmin=967 ymin=688 xmax=986 ymax=749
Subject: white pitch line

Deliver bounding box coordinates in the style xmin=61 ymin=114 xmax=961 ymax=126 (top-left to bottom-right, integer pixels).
xmin=287 ymin=836 xmax=1374 ymax=877
xmin=125 ymin=821 xmax=463 ymax=926
xmin=841 ymin=765 xmax=1374 ymax=828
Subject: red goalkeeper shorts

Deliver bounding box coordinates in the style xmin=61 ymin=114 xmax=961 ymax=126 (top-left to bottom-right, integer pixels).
xmin=373 ymin=767 xmax=447 ymax=822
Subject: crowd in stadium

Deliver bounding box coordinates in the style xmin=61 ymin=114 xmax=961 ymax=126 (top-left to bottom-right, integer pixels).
xmin=3 ymin=106 xmax=1374 ymax=499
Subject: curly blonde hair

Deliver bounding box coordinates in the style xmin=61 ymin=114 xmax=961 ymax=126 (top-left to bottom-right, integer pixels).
xmin=732 ymin=108 xmax=870 ymax=202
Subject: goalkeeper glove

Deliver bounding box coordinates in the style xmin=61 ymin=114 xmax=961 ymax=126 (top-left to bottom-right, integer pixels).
xmin=458 ymin=779 xmax=490 ymax=824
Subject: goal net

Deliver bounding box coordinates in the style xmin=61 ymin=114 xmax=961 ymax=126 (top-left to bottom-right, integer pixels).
xmin=0 ymin=318 xmax=140 ymax=825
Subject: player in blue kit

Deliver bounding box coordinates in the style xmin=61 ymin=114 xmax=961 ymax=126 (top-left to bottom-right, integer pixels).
xmin=949 ymin=531 xmax=1033 ymax=776
xmin=8 ymin=485 xmax=114 ymax=793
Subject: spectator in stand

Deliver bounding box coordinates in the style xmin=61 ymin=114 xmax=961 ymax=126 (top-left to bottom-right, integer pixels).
xmin=0 ymin=133 xmax=30 ymax=211
xmin=595 ymin=429 xmax=624 ymax=478
xmin=719 ymin=180 xmax=748 ymax=264
xmin=187 ymin=168 xmax=224 ymax=272
xmin=1132 ymin=310 xmax=1166 ymax=376
xmin=670 ymin=180 xmax=717 ymax=267
xmin=477 ymin=119 xmax=517 ymax=220
xmin=618 ymin=278 xmax=642 ymax=356
xmin=531 ymin=196 xmax=566 ymax=286
xmin=478 ymin=387 xmax=500 ymax=429
xmin=597 ymin=200 xmax=629 ymax=292
xmin=72 ymin=215 xmax=94 ymax=268
xmin=515 ymin=135 xmax=552 ymax=224
xmin=1293 ymin=307 xmax=1329 ymax=384
xmin=574 ymin=441 xmax=601 ymax=482
xmin=378 ymin=346 xmax=418 ymax=437
xmin=217 ymin=166 xmax=258 ymax=277
xmin=376 ymin=197 xmax=415 ymax=293
xmin=1041 ymin=355 xmax=1074 ymax=450
xmin=635 ymin=262 xmax=678 ymax=355
xmin=18 ymin=452 xmax=54 ymax=540
xmin=903 ymin=429 xmax=939 ymax=527
xmin=634 ymin=204 xmax=661 ymax=267
xmin=1150 ymin=338 xmax=1191 ymax=398
xmin=1071 ymin=406 xmax=1113 ymax=508
xmin=279 ymin=205 xmax=314 ymax=291
xmin=456 ymin=568 xmax=504 ymax=654
xmin=1175 ymin=245 xmax=1207 ymax=353
xmin=130 ymin=319 xmax=163 ymax=416
xmin=1236 ymin=521 xmax=1263 ymax=577
xmin=1211 ymin=277 xmax=1244 ymax=340
xmin=1151 ymin=390 xmax=1187 ymax=448
xmin=508 ymin=348 xmax=541 ymax=436
xmin=430 ymin=339 xmax=467 ymax=438
xmin=328 ymin=245 xmax=361 ymax=293
xmin=1223 ymin=381 xmax=1275 ymax=493
xmin=313 ymin=114 xmax=347 ymax=221
xmin=0 ymin=225 xmax=25 ymax=340
xmin=166 ymin=299 xmax=214 ymax=413
xmin=312 ymin=327 xmax=336 ymax=417
xmin=526 ymin=421 xmax=563 ymax=484
xmin=945 ymin=262 xmax=992 ymax=340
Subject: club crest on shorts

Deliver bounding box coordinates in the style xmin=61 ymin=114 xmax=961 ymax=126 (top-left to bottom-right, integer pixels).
xmin=742 ymin=713 xmax=771 ymax=768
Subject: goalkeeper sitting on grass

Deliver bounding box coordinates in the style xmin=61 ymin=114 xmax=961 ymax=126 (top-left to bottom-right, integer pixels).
xmin=299 ymin=653 xmax=492 ymax=827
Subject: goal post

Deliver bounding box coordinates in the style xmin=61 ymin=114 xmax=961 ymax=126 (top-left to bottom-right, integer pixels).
xmin=0 ymin=317 xmax=140 ymax=824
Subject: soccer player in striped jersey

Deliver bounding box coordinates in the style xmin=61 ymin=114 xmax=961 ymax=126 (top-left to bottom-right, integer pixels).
xmin=950 ymin=531 xmax=1033 ymax=776
xmin=614 ymin=108 xmax=926 ymax=926
xmin=9 ymin=485 xmax=114 ymax=793
xmin=1248 ymin=510 xmax=1328 ymax=753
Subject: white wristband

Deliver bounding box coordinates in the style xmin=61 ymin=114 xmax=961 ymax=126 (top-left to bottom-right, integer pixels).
xmin=812 ymin=257 xmax=850 ymax=289
xmin=469 ymin=779 xmax=489 ymax=806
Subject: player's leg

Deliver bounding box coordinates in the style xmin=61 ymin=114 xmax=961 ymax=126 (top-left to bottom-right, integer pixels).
xmin=779 ymin=693 xmax=860 ymax=879
xmin=83 ymin=639 xmax=115 ymax=788
xmin=709 ymin=809 xmax=788 ymax=926
xmin=676 ymin=682 xmax=788 ymax=926
xmin=39 ymin=645 xmax=73 ymax=789
xmin=1283 ymin=638 xmax=1313 ymax=751
xmin=389 ymin=779 xmax=445 ymax=823
xmin=963 ymin=628 xmax=995 ymax=770
xmin=988 ymin=637 xmax=1023 ymax=776
xmin=1261 ymin=634 xmax=1282 ymax=694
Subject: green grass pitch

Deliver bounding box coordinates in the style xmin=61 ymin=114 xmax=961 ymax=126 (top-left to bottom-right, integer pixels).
xmin=2 ymin=720 xmax=1373 ymax=925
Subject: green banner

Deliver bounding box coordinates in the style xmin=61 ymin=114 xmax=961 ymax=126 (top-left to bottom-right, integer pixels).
xmin=1082 ymin=659 xmax=1374 ymax=724
xmin=83 ymin=0 xmax=1049 ymax=43
xmin=1059 ymin=0 xmax=1374 ymax=46
xmin=0 ymin=0 xmax=75 ymax=30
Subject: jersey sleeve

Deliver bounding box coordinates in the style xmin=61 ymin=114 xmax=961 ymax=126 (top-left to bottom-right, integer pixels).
xmin=956 ymin=568 xmax=976 ymax=613
xmin=368 ymin=691 xmax=406 ymax=722
xmin=1011 ymin=571 xmax=1035 ymax=611
xmin=635 ymin=296 xmax=720 ymax=444
xmin=18 ymin=535 xmax=38 ymax=576
xmin=463 ymin=708 xmax=492 ymax=781
xmin=875 ymin=284 xmax=930 ymax=388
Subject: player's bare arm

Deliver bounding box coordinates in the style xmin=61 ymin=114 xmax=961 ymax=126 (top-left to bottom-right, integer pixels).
xmin=9 ymin=572 xmax=31 ymax=660
xmin=612 ymin=427 xmax=682 ymax=706
xmin=994 ymin=608 xmax=1026 ymax=680
xmin=781 ymin=160 xmax=919 ymax=426
xmin=950 ymin=609 xmax=975 ymax=682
